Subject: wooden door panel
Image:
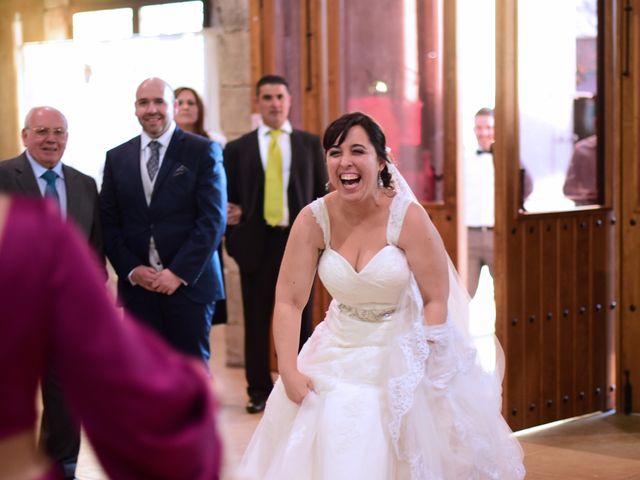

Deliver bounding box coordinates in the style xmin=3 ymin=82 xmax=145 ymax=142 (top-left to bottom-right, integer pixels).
xmin=591 ymin=214 xmax=609 ymax=411
xmin=427 ymin=206 xmax=458 ymax=264
xmin=540 ymin=219 xmax=560 ymax=424
xmin=574 ymin=218 xmax=592 ymax=416
xmin=557 ymin=218 xmax=576 ymax=420
xmin=620 ymin=0 xmax=640 ymax=414
xmin=523 ymin=219 xmax=542 ymax=426
xmin=504 ymin=226 xmax=526 ymax=430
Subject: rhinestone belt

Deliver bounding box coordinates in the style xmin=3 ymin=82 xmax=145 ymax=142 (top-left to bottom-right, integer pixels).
xmin=337 ymin=304 xmax=395 ymax=323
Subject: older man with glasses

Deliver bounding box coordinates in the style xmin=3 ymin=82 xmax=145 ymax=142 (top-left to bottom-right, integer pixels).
xmin=0 ymin=105 xmax=103 ymax=479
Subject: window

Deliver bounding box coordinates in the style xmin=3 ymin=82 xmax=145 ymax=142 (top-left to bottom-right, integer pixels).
xmin=72 ymin=1 xmax=204 ymax=41
xmin=139 ymin=1 xmax=204 ymax=36
xmin=518 ymin=0 xmax=599 ymax=212
xmin=73 ymin=8 xmax=133 ymax=41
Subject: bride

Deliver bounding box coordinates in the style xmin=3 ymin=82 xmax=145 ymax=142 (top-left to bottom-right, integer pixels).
xmin=239 ymin=112 xmax=525 ymax=479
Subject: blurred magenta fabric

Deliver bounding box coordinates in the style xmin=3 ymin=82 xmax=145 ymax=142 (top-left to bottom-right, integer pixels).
xmin=0 ymin=196 xmax=221 ymax=479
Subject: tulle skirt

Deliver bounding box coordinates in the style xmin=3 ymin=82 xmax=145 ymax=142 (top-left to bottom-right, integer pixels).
xmin=238 ymin=303 xmax=525 ymax=480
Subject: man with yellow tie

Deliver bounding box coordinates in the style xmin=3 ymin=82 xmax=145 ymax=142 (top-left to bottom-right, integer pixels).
xmin=224 ymin=75 xmax=327 ymax=413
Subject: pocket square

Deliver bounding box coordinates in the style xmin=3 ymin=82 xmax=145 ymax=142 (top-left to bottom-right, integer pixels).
xmin=173 ymin=164 xmax=190 ymax=177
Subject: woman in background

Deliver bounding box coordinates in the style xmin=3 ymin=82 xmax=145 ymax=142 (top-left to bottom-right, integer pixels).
xmin=175 ymin=86 xmax=227 ymax=147
xmin=0 ymin=195 xmax=222 ymax=479
xmin=175 ymin=86 xmax=227 ymax=327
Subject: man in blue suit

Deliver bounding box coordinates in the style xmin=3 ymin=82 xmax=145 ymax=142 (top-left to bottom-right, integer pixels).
xmin=100 ymin=77 xmax=226 ymax=365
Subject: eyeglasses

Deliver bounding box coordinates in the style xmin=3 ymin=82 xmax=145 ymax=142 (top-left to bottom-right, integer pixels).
xmin=28 ymin=127 xmax=67 ymax=137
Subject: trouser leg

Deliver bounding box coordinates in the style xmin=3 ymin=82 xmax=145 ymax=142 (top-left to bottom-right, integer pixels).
xmin=40 ymin=370 xmax=80 ymax=479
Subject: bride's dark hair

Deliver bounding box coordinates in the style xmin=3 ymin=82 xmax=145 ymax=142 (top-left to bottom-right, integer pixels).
xmin=322 ymin=112 xmax=393 ymax=189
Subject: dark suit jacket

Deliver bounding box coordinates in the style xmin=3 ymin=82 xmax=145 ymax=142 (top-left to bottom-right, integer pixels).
xmin=224 ymin=128 xmax=327 ymax=273
xmin=0 ymin=152 xmax=103 ymax=255
xmin=100 ymin=127 xmax=227 ymax=305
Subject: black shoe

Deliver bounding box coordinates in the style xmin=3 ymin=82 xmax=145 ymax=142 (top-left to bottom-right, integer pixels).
xmin=246 ymin=398 xmax=266 ymax=414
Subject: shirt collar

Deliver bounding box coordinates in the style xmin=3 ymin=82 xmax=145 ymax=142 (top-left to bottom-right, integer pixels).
xmin=258 ymin=119 xmax=292 ymax=138
xmin=25 ymin=150 xmax=65 ymax=179
xmin=141 ymin=121 xmax=176 ymax=151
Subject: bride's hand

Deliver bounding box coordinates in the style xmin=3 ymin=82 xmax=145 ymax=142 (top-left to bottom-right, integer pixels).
xmin=281 ymin=370 xmax=315 ymax=404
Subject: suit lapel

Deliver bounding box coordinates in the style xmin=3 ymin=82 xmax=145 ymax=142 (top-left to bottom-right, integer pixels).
xmin=151 ymin=128 xmax=182 ymax=201
xmin=249 ymin=131 xmax=265 ymax=221
xmin=124 ymin=137 xmax=148 ymax=208
xmin=63 ymin=165 xmax=80 ymax=219
xmin=288 ymin=130 xmax=304 ymax=207
xmin=250 ymin=131 xmax=264 ymax=181
xmin=15 ymin=154 xmax=41 ymax=195
xmin=62 ymin=165 xmax=90 ymax=230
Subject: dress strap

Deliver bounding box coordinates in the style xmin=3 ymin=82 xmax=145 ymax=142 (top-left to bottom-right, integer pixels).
xmin=386 ymin=194 xmax=412 ymax=246
xmin=309 ymin=198 xmax=331 ymax=248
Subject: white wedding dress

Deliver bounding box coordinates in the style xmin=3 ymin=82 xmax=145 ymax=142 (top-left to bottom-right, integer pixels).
xmin=239 ymin=190 xmax=525 ymax=480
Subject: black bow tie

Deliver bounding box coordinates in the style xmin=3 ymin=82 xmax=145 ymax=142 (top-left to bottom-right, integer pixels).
xmin=476 ymin=149 xmax=492 ymax=155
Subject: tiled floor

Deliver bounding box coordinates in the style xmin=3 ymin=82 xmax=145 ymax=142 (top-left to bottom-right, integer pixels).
xmin=518 ymin=412 xmax=640 ymax=479
xmin=76 ymin=324 xmax=640 ymax=479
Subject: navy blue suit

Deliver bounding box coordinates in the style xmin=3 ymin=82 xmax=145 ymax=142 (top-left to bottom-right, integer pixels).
xmin=100 ymin=127 xmax=226 ymax=363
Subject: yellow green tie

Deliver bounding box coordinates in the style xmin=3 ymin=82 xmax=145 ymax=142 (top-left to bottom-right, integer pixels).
xmin=264 ymin=129 xmax=284 ymax=226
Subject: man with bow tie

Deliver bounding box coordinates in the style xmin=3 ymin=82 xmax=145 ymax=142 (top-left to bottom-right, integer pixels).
xmin=100 ymin=78 xmax=227 ymax=367
xmin=464 ymin=107 xmax=496 ymax=298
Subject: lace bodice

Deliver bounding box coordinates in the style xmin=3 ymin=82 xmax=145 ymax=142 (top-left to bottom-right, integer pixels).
xmin=310 ymin=196 xmax=411 ymax=310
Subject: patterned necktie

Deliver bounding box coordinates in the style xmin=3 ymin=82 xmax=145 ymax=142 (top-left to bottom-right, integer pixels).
xmin=264 ymin=129 xmax=284 ymax=226
xmin=147 ymin=140 xmax=161 ymax=181
xmin=41 ymin=169 xmax=60 ymax=206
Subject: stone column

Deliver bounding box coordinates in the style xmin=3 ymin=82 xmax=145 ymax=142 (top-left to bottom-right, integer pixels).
xmin=43 ymin=0 xmax=70 ymax=40
xmin=0 ymin=7 xmax=21 ymax=159
xmin=209 ymin=0 xmax=252 ymax=367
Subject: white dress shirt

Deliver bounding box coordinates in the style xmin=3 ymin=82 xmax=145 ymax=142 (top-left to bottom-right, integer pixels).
xmin=463 ymin=148 xmax=494 ymax=228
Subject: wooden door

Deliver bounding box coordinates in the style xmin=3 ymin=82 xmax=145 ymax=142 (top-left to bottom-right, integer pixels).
xmin=620 ymin=0 xmax=640 ymax=414
xmin=494 ymin=0 xmax=617 ymax=430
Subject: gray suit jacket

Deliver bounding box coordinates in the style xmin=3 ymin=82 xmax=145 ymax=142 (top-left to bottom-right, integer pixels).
xmin=0 ymin=152 xmax=103 ymax=256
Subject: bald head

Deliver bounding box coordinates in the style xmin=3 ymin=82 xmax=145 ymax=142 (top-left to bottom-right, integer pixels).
xmin=22 ymin=106 xmax=68 ymax=169
xmin=135 ymin=77 xmax=175 ymax=138
xmin=24 ymin=106 xmax=67 ymax=130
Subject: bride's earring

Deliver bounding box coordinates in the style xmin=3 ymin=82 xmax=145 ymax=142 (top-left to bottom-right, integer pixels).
xmin=377 ymin=170 xmax=384 ymax=188
xmin=325 ymin=181 xmax=331 ymax=192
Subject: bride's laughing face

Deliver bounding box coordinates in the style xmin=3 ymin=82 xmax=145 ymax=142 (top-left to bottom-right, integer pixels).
xmin=326 ymin=125 xmax=384 ymax=201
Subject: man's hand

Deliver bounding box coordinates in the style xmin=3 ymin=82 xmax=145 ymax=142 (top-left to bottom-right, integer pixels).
xmin=131 ymin=266 xmax=160 ymax=291
xmin=227 ymin=203 xmax=242 ymax=225
xmin=151 ymin=268 xmax=182 ymax=295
